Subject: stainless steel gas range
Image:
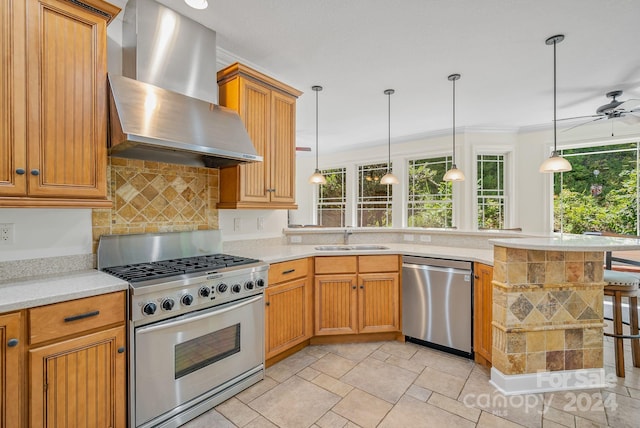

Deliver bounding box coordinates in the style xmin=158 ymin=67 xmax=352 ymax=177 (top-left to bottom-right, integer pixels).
xmin=97 ymin=230 xmax=268 ymax=428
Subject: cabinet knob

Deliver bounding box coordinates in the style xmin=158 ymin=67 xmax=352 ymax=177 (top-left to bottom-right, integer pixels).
xmin=15 ymin=168 xmax=25 ymax=175
xmin=360 ymin=285 xmax=364 ymax=289
xmin=265 ymin=301 xmax=270 ymax=306
xmin=117 ymin=347 xmax=125 ymax=354
xmin=7 ymin=338 xmax=18 ymax=347
xmin=30 ymin=169 xmax=40 ymax=176
xmin=352 ymin=286 xmax=356 ymax=290
xmin=474 ymin=275 xmax=480 ymax=280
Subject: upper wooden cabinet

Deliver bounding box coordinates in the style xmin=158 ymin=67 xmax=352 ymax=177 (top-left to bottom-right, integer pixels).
xmin=217 ymin=63 xmax=302 ymax=209
xmin=0 ymin=0 xmax=119 ymax=207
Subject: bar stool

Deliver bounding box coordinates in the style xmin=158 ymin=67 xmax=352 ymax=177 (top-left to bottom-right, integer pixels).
xmin=603 ymin=270 xmax=640 ymax=377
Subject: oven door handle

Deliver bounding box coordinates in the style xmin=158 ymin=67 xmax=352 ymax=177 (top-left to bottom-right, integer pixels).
xmin=136 ymin=294 xmax=263 ymax=334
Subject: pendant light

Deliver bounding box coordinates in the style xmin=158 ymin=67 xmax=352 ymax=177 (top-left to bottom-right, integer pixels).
xmin=443 ymin=74 xmax=465 ymax=181
xmin=539 ymin=35 xmax=572 ymax=173
xmin=308 ymin=85 xmax=327 ymax=184
xmin=185 ymin=0 xmax=208 ymax=9
xmin=380 ymin=89 xmax=399 ymax=185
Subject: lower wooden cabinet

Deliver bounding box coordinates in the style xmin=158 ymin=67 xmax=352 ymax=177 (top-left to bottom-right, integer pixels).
xmin=0 ymin=291 xmax=127 ymax=428
xmin=265 ymin=258 xmax=313 ymax=361
xmin=474 ymin=262 xmax=494 ymax=366
xmin=29 ymin=326 xmax=126 ymax=428
xmin=314 ymin=256 xmax=400 ymax=336
xmin=0 ymin=312 xmax=22 ymax=428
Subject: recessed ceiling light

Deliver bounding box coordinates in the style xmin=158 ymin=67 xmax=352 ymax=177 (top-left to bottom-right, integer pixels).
xmin=185 ymin=0 xmax=208 ymax=10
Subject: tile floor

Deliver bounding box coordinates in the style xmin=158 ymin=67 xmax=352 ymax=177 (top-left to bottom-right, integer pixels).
xmin=183 ymin=337 xmax=640 ymax=428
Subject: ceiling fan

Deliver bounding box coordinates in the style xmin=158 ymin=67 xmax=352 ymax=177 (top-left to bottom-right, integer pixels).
xmin=559 ymin=90 xmax=640 ymax=132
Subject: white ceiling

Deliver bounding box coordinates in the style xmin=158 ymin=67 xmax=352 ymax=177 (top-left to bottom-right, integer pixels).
xmin=124 ymin=0 xmax=640 ymax=154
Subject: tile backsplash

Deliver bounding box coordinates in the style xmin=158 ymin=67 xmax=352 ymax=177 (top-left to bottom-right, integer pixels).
xmin=92 ymin=158 xmax=219 ymax=252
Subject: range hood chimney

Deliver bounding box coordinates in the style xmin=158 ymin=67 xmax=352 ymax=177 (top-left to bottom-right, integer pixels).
xmin=108 ymin=0 xmax=261 ymax=168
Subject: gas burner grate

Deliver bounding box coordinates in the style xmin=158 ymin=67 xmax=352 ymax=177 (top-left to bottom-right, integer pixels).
xmin=102 ymin=263 xmax=182 ymax=282
xmin=102 ymin=254 xmax=260 ymax=282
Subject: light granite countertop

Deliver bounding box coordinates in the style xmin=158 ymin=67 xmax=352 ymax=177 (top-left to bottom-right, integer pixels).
xmin=0 ymin=270 xmax=128 ymax=313
xmin=224 ymin=243 xmax=494 ymax=266
xmin=0 ymin=243 xmax=492 ymax=313
xmin=490 ymin=234 xmax=640 ymax=251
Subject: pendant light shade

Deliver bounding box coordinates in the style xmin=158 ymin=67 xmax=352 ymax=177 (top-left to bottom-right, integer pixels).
xmin=380 ymin=89 xmax=399 ymax=185
xmin=308 ymin=85 xmax=327 ymax=184
xmin=443 ymin=74 xmax=464 ymax=181
xmin=185 ymin=0 xmax=208 ymax=9
xmin=539 ymin=35 xmax=572 ymax=173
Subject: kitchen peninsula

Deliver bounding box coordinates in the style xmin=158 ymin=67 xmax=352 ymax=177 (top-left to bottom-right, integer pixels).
xmin=489 ymin=234 xmax=640 ymax=395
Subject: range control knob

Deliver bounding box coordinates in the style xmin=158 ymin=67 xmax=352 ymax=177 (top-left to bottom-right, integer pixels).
xmin=181 ymin=294 xmax=194 ymax=306
xmin=245 ymin=281 xmax=255 ymax=290
xmin=142 ymin=302 xmax=157 ymax=316
xmin=161 ymin=298 xmax=175 ymax=311
xmin=218 ymin=283 xmax=228 ymax=293
xmin=231 ymin=284 xmax=242 ymax=293
xmin=198 ymin=287 xmax=210 ymax=298
xmin=256 ymin=278 xmax=265 ymax=288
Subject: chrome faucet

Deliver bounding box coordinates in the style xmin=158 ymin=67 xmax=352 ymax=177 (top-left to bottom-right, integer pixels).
xmin=343 ymin=228 xmax=353 ymax=245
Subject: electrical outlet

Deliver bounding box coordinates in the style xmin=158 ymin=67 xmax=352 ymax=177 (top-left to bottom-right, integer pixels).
xmin=233 ymin=218 xmax=241 ymax=232
xmin=403 ymin=234 xmax=414 ymax=241
xmin=0 ymin=223 xmax=14 ymax=244
xmin=257 ymin=217 xmax=264 ymax=230
xmin=420 ymin=235 xmax=431 ymax=242
xmin=290 ymin=235 xmax=302 ymax=244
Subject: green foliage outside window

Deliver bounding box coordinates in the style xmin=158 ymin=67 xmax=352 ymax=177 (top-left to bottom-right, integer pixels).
xmin=553 ymin=143 xmax=639 ymax=235
xmin=358 ymin=163 xmax=392 ymax=227
xmin=407 ymin=157 xmax=453 ymax=227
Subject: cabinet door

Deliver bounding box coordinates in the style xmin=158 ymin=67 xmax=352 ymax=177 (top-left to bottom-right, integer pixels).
xmin=315 ymin=275 xmax=358 ymax=335
xmin=269 ymin=91 xmax=296 ymax=204
xmin=238 ymin=78 xmax=271 ymax=203
xmin=473 ymin=263 xmax=493 ymax=365
xmin=29 ymin=326 xmax=126 ymax=428
xmin=25 ymin=0 xmax=108 ymax=199
xmin=0 ymin=0 xmax=27 ymax=196
xmin=265 ymin=277 xmax=313 ymax=359
xmin=0 ymin=312 xmax=22 ymax=428
xmin=358 ymin=273 xmax=400 ymax=333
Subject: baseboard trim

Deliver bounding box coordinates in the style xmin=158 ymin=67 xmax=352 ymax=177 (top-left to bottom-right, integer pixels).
xmin=490 ymin=367 xmax=607 ymax=395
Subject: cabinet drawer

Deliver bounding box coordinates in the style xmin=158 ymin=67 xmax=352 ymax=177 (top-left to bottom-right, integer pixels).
xmin=269 ymin=258 xmax=309 ymax=284
xmin=315 ymin=256 xmax=357 ymax=274
xmin=29 ymin=291 xmax=125 ymax=345
xmin=359 ymin=255 xmax=399 ymax=273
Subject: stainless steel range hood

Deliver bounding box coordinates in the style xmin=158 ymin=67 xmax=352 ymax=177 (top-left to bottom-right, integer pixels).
xmin=108 ymin=0 xmax=260 ymax=168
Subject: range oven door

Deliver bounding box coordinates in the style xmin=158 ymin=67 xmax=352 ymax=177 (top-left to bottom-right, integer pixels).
xmin=134 ymin=294 xmax=264 ymax=427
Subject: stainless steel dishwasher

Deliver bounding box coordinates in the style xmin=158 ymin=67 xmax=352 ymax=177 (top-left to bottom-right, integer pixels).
xmin=402 ymin=256 xmax=473 ymax=358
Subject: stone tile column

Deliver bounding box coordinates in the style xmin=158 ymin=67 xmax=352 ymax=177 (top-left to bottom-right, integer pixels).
xmin=491 ymin=246 xmax=606 ymax=393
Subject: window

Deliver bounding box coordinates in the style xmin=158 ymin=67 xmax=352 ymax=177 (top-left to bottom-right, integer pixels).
xmin=477 ymin=154 xmax=505 ymax=229
xmin=357 ymin=163 xmax=392 ymax=227
xmin=317 ymin=167 xmax=347 ymax=227
xmin=407 ymin=156 xmax=453 ymax=227
xmin=553 ymin=142 xmax=639 ymax=235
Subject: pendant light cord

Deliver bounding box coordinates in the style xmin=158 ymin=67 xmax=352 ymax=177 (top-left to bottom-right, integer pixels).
xmin=387 ymin=91 xmax=391 ymax=172
xmin=315 ymin=88 xmax=319 ymax=170
xmin=553 ymin=39 xmax=557 ymax=154
xmin=452 ymin=77 xmax=456 ymax=164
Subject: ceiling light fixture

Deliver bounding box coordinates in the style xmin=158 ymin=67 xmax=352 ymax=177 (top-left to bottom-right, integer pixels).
xmin=185 ymin=0 xmax=209 ymax=10
xmin=308 ymin=85 xmax=327 ymax=184
xmin=443 ymin=74 xmax=465 ymax=181
xmin=539 ymin=34 xmax=572 ymax=173
xmin=380 ymin=89 xmax=399 ymax=185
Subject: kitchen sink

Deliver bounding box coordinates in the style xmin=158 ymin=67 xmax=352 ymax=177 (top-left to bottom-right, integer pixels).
xmin=314 ymin=245 xmax=389 ymax=251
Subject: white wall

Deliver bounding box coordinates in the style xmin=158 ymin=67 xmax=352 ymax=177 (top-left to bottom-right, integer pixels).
xmin=0 ymin=209 xmax=92 ymax=262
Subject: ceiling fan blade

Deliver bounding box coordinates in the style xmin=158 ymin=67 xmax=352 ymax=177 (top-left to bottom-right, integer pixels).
xmin=620 ymin=113 xmax=640 ymax=125
xmin=557 ymin=114 xmax=602 ymax=122
xmin=615 ymin=99 xmax=640 ymax=112
xmin=561 ymin=117 xmax=605 ymax=132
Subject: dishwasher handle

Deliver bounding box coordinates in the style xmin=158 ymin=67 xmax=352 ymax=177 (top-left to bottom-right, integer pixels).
xmin=403 ymin=262 xmax=471 ymax=276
